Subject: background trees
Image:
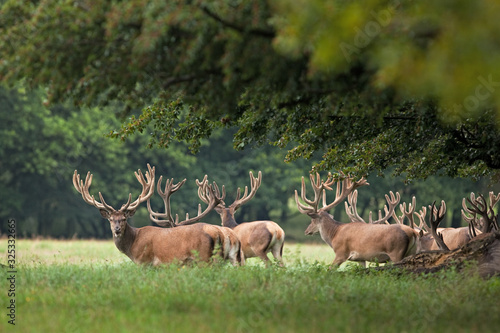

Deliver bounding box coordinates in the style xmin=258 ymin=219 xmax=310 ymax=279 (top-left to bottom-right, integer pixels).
xmin=3 ymin=0 xmax=500 ymax=180
xmin=1 ymin=1 xmax=499 ymax=238
xmin=1 ymin=86 xmax=490 ymax=239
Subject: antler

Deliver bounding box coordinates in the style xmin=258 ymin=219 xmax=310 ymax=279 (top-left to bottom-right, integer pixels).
xmin=369 ymin=191 xmax=401 ymax=224
xmin=488 ymin=192 xmax=500 ymax=231
xmin=428 ymin=201 xmax=449 ymax=251
xmin=295 ymin=172 xmax=369 ymax=216
xmin=462 ymin=193 xmax=480 ymax=238
xmin=73 ymin=164 xmax=155 ymax=213
xmin=344 ymin=190 xmax=365 ymax=223
xmin=415 ymin=206 xmax=430 ymax=232
xmin=464 ymin=193 xmax=499 ymax=233
xmin=400 ymin=196 xmax=416 ymax=228
xmin=148 ymin=176 xmax=223 ymax=227
xmin=344 ymin=190 xmax=400 ymax=224
xmin=73 ymin=171 xmax=113 ymax=211
xmin=119 ymin=164 xmax=156 ymax=212
xmin=227 ymin=171 xmax=262 ymax=210
xmin=147 ymin=176 xmax=187 ymax=227
xmin=195 ymin=175 xmax=226 ymax=207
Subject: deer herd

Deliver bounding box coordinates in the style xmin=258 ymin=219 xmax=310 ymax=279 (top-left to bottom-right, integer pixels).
xmin=72 ymin=164 xmax=499 ymax=269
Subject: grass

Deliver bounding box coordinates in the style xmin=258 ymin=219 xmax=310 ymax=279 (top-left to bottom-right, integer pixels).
xmin=1 ymin=239 xmax=500 ymax=333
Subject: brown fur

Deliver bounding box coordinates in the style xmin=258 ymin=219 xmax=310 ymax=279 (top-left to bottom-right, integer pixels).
xmin=105 ymin=209 xmax=242 ymax=265
xmin=419 ymin=227 xmax=471 ymax=251
xmin=216 ymin=207 xmax=285 ymax=265
xmin=305 ymin=211 xmax=421 ymax=267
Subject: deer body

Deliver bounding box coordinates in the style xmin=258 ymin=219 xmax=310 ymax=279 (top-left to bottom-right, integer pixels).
xmin=296 ymin=173 xmax=421 ymax=268
xmin=413 ymin=202 xmax=474 ymax=252
xmin=145 ymin=174 xmax=244 ymax=266
xmin=419 ymin=227 xmax=471 ymax=251
xmin=306 ymin=211 xmax=419 ymax=266
xmin=218 ymin=206 xmax=285 ymax=264
xmin=112 ymin=222 xmax=232 ymax=265
xmin=234 ymin=222 xmax=284 ymax=261
xmin=73 ymin=165 xmax=243 ymax=266
xmin=199 ymin=172 xmax=285 ymax=265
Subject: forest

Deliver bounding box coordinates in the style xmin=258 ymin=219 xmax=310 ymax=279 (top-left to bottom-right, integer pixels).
xmin=2 ymin=3 xmax=500 ymax=332
xmin=1 ymin=0 xmax=500 ymax=240
xmin=0 ymin=86 xmax=495 ymax=240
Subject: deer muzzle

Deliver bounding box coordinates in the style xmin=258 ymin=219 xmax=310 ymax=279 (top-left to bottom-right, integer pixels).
xmin=113 ymin=226 xmax=122 ymax=237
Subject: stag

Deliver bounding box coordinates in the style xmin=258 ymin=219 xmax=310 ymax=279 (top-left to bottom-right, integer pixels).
xmin=295 ymin=173 xmax=422 ymax=268
xmin=73 ymin=164 xmax=237 ymax=265
xmin=413 ymin=201 xmax=471 ymax=251
xmin=387 ymin=195 xmax=471 ymax=252
xmin=195 ymin=171 xmax=285 ymax=266
xmin=147 ymin=175 xmax=244 ymax=266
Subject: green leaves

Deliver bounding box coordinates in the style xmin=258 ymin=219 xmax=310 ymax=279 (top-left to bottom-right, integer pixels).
xmin=2 ymin=0 xmax=500 ymax=182
xmin=111 ymin=98 xmax=218 ymax=153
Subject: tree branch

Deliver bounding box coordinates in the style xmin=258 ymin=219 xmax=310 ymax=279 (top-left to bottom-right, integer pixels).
xmin=160 ymin=70 xmax=222 ymax=89
xmin=199 ymin=5 xmax=275 ymax=38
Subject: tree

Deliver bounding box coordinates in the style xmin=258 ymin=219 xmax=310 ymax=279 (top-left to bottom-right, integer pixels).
xmin=0 ymin=85 xmax=127 ymax=237
xmin=0 ymin=85 xmax=314 ymax=238
xmin=1 ymin=0 xmax=499 ymax=183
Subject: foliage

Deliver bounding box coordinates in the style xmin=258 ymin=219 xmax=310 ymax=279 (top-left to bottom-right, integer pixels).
xmin=0 ymin=85 xmax=123 ymax=237
xmin=0 ymin=86 xmax=198 ymax=238
xmin=2 ymin=240 xmax=500 ymax=333
xmin=0 ymin=86 xmax=493 ymax=239
xmin=0 ymin=86 xmax=314 ymax=238
xmin=2 ymin=0 xmax=500 ymax=181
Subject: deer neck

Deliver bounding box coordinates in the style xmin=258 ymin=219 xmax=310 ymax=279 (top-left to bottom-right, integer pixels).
xmin=113 ymin=223 xmax=138 ymax=260
xmin=318 ymin=212 xmax=342 ymax=248
xmin=220 ymin=208 xmax=239 ymax=229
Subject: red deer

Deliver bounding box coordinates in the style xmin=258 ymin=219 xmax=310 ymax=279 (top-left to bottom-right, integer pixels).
xmin=414 ymin=201 xmax=472 ymax=251
xmin=386 ymin=195 xmax=471 ymax=252
xmin=147 ymin=175 xmax=244 ymax=266
xmin=73 ymin=164 xmax=238 ymax=265
xmin=195 ymin=171 xmax=285 ymax=266
xmin=295 ymin=173 xmax=421 ymax=268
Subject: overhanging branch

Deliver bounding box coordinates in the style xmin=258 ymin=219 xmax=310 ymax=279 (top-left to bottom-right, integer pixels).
xmin=160 ymin=70 xmax=222 ymax=89
xmin=199 ymin=5 xmax=275 ymax=38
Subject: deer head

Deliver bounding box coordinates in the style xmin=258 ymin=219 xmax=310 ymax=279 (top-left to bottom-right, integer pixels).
xmin=295 ymin=172 xmax=369 ymax=234
xmin=72 ymin=164 xmax=155 ymax=238
xmin=195 ymin=171 xmax=261 ymax=227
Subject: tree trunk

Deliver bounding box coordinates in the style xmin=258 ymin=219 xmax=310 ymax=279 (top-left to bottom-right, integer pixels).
xmin=381 ymin=231 xmax=500 ymax=278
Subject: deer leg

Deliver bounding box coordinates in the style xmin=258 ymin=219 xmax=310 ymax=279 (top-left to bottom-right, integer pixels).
xmin=254 ymin=250 xmax=272 ymax=266
xmin=330 ymin=254 xmax=347 ymax=269
xmin=271 ymin=242 xmax=285 ymax=267
xmin=388 ymin=248 xmax=406 ymax=263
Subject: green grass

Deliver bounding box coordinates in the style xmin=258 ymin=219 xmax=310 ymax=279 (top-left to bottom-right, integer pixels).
xmin=1 ymin=240 xmax=500 ymax=333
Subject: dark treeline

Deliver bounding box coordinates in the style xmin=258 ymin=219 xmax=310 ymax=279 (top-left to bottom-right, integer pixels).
xmin=1 ymin=87 xmax=495 ymax=241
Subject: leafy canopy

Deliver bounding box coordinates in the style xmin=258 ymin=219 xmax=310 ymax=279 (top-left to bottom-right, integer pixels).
xmin=1 ymin=0 xmax=500 ymax=181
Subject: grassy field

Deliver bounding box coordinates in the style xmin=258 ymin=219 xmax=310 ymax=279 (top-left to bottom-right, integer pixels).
xmin=1 ymin=239 xmax=500 ymax=333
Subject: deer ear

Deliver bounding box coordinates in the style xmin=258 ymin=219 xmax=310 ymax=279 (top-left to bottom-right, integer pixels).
xmin=99 ymin=209 xmax=110 ymax=219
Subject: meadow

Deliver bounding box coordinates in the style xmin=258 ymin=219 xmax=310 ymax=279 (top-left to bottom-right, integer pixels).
xmin=1 ymin=239 xmax=500 ymax=333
